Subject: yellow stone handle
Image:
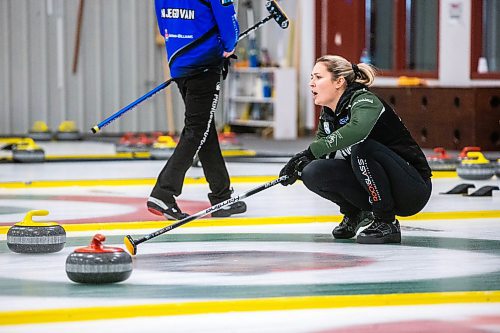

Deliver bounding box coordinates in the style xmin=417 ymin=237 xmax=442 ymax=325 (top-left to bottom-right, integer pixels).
xmin=58 ymin=120 xmax=77 ymax=132
xmin=18 ymin=210 xmax=58 ymax=227
xmin=462 ymin=152 xmax=490 ymax=165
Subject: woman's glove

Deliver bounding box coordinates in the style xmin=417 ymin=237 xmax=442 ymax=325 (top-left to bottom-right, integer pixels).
xmin=279 ymin=148 xmax=315 ymax=186
xmin=222 ymin=54 xmax=238 ymax=80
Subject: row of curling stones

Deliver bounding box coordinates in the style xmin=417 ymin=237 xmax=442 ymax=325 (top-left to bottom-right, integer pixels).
xmin=28 ymin=120 xmax=82 ymax=141
xmin=7 ymin=210 xmax=66 ymax=253
xmin=66 ymin=234 xmax=132 ymax=284
xmin=457 ymin=152 xmax=497 ymax=180
xmin=7 ymin=211 xmax=132 ymax=283
xmin=427 ymin=146 xmax=481 ymax=171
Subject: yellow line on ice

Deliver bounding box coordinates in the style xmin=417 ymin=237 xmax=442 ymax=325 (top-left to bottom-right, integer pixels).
xmin=1 ymin=210 xmax=499 ymax=234
xmin=398 ymin=210 xmax=500 ymax=220
xmin=0 ymin=175 xmax=276 ymax=188
xmin=44 ymin=152 xmax=152 ymax=160
xmin=42 ymin=149 xmax=256 ymax=160
xmin=0 ymin=171 xmax=457 ymax=188
xmin=431 ymin=171 xmax=457 ymax=178
xmin=0 ymin=291 xmax=498 ymax=326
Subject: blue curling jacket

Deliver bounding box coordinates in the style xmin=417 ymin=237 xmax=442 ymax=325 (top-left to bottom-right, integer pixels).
xmin=155 ymin=0 xmax=239 ymax=78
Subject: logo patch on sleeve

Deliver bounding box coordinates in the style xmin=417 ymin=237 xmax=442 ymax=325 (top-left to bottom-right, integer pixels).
xmin=221 ymin=0 xmax=234 ymax=6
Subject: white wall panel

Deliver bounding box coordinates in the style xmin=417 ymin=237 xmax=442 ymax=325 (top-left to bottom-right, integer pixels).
xmin=10 ymin=0 xmax=30 ymax=133
xmin=0 ymin=0 xmax=11 ymax=133
xmin=27 ymin=0 xmax=49 ymax=128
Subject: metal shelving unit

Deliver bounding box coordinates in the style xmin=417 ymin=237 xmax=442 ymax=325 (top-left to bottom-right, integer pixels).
xmin=224 ymin=67 xmax=297 ymax=139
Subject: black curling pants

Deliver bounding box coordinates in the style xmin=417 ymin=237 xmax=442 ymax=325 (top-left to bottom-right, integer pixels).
xmin=151 ymin=71 xmax=231 ymax=205
xmin=301 ymin=139 xmax=432 ymax=220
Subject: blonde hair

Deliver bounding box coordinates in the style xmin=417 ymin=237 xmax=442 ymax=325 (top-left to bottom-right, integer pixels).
xmin=315 ymin=55 xmax=377 ymax=86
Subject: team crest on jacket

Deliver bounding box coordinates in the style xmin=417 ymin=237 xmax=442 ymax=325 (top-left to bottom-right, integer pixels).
xmin=323 ymin=122 xmax=331 ymax=134
xmin=339 ymin=115 xmax=350 ymax=125
xmin=221 ymin=0 xmax=234 ymax=5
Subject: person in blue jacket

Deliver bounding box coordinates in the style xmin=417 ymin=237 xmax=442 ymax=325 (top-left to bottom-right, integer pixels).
xmin=147 ymin=0 xmax=246 ymax=220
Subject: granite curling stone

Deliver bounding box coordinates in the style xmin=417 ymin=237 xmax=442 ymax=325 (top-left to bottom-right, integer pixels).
xmin=457 ymin=151 xmax=495 ymax=180
xmin=427 ymin=147 xmax=459 ymax=171
xmin=7 ymin=210 xmax=66 ymax=253
xmin=66 ymin=234 xmax=133 ymax=284
xmin=12 ymin=138 xmax=45 ymax=163
xmin=55 ymin=120 xmax=82 ymax=141
xmin=28 ymin=121 xmax=53 ymax=141
xmin=149 ymin=135 xmax=177 ymax=160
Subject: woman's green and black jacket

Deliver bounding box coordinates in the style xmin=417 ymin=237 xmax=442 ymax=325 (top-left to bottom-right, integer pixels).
xmin=309 ymin=83 xmax=432 ymax=179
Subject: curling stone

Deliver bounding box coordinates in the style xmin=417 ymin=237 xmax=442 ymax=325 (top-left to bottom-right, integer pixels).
xmin=55 ymin=120 xmax=82 ymax=141
xmin=12 ymin=138 xmax=45 ymax=163
xmin=133 ymin=133 xmax=154 ymax=152
xmin=456 ymin=152 xmax=495 ymax=180
xmin=218 ymin=125 xmax=242 ymax=150
xmin=458 ymin=146 xmax=481 ymax=161
xmin=150 ymin=135 xmax=177 ymax=160
xmin=28 ymin=121 xmax=53 ymax=141
xmin=427 ymin=147 xmax=459 ymax=171
xmin=66 ymin=234 xmax=132 ymax=284
xmin=115 ymin=132 xmax=138 ymax=152
xmin=7 ymin=210 xmax=66 ymax=253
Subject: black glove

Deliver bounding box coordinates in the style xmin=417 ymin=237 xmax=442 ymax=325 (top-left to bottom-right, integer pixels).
xmin=296 ymin=155 xmax=313 ymax=178
xmin=222 ymin=54 xmax=238 ymax=80
xmin=279 ymin=148 xmax=315 ymax=186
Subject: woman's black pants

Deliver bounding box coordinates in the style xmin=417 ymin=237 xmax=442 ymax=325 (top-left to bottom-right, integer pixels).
xmin=151 ymin=71 xmax=231 ymax=205
xmin=301 ymin=139 xmax=432 ymax=220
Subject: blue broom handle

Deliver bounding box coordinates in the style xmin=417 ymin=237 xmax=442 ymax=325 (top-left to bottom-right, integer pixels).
xmin=91 ymin=79 xmax=173 ymax=133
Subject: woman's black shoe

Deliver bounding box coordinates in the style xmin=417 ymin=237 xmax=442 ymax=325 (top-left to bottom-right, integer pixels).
xmin=332 ymin=211 xmax=374 ymax=239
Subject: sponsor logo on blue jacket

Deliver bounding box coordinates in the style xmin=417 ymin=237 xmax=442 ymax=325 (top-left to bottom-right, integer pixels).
xmin=161 ymin=8 xmax=195 ymax=20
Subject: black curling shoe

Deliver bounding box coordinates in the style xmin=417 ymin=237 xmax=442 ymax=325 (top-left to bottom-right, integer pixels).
xmin=356 ymin=219 xmax=401 ymax=244
xmin=147 ymin=197 xmax=189 ymax=220
xmin=332 ymin=211 xmax=374 ymax=239
xmin=212 ymin=201 xmax=247 ymax=218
